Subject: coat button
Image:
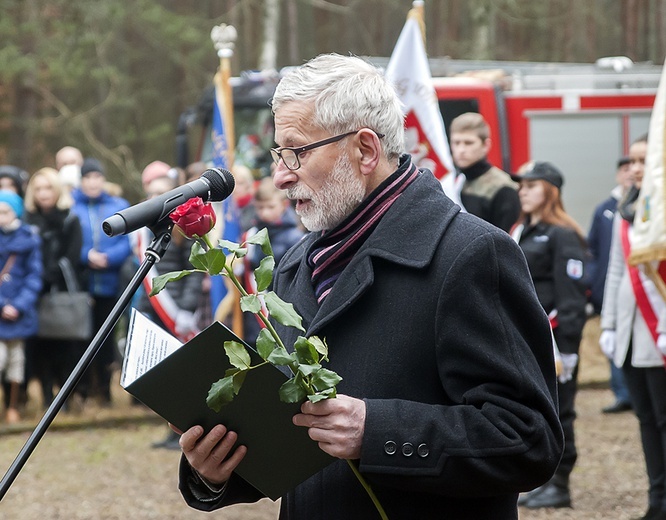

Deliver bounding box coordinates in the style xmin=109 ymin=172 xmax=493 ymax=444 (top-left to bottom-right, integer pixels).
xmin=384 ymin=441 xmax=397 ymax=455
xmin=401 ymin=442 xmax=414 ymax=457
xmin=417 ymin=443 xmax=429 ymax=458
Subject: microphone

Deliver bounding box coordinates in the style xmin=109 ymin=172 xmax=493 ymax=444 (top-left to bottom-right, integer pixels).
xmin=102 ymin=167 xmax=235 ymax=236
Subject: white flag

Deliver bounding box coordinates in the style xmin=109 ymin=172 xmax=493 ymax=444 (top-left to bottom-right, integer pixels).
xmin=385 ymin=6 xmax=454 ymax=179
xmin=631 ymin=59 xmax=666 ymax=266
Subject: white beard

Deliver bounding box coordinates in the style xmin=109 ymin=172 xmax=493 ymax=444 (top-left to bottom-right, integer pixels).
xmin=288 ymin=153 xmax=366 ymax=232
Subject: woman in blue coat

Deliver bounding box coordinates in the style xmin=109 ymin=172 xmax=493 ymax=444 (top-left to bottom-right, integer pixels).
xmin=0 ymin=191 xmax=42 ymax=423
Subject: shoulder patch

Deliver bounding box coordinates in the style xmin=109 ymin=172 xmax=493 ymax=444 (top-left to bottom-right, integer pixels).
xmin=566 ymin=258 xmax=584 ymax=280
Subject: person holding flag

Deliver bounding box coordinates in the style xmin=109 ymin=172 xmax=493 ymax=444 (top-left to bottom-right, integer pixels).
xmin=601 ymin=134 xmax=666 ymax=520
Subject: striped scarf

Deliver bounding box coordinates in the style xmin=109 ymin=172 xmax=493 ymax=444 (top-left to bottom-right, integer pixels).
xmin=307 ymin=156 xmax=419 ymax=304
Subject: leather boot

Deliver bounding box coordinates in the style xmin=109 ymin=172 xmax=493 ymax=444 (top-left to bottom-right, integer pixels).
xmin=522 ymin=474 xmax=571 ymax=509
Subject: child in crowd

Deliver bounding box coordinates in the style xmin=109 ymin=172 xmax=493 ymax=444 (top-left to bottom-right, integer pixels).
xmin=0 ymin=191 xmax=42 ymax=423
xmin=238 ymin=178 xmax=305 ymax=346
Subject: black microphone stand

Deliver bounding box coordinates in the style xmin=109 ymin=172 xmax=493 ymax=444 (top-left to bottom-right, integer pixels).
xmin=0 ymin=222 xmax=173 ymax=500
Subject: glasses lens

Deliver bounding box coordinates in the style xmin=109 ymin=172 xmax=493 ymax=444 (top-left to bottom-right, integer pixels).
xmin=270 ymin=149 xmax=281 ymax=165
xmin=281 ymin=149 xmax=299 ymax=170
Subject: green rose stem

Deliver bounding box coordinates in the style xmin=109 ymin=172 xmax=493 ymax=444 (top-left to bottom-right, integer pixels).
xmin=347 ymin=460 xmax=388 ymax=520
xmin=196 ymin=232 xmax=387 ymax=519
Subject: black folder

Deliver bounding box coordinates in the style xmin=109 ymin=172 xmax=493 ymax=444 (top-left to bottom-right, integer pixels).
xmin=121 ymin=312 xmax=333 ymax=500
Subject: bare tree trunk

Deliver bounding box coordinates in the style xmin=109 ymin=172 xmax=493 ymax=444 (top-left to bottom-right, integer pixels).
xmin=259 ymin=0 xmax=280 ymax=70
xmin=585 ymin=1 xmax=597 ymax=62
xmin=286 ymin=0 xmax=299 ymax=65
xmin=470 ymin=0 xmax=491 ymax=60
xmin=625 ymin=0 xmax=639 ymax=60
xmin=9 ymin=0 xmax=38 ymax=169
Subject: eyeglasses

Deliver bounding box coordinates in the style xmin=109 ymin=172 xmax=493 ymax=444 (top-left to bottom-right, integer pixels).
xmin=270 ymin=130 xmax=384 ymax=171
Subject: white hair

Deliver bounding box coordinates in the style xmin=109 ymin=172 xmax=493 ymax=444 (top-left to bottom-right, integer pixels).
xmin=272 ymin=54 xmax=405 ymax=160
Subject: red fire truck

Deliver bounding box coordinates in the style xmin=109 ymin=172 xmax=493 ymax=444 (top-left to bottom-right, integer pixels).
xmin=178 ymin=56 xmax=662 ymax=229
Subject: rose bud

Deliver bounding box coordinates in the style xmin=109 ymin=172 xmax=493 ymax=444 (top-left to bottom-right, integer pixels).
xmin=169 ymin=197 xmax=217 ymax=238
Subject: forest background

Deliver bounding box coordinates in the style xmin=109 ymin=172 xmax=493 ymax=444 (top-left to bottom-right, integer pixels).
xmin=1 ymin=0 xmax=665 ymax=202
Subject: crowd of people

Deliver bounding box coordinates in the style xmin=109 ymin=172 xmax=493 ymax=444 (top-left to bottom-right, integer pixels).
xmin=0 ymin=53 xmax=663 ymax=519
xmin=0 ymin=146 xmax=301 ymax=429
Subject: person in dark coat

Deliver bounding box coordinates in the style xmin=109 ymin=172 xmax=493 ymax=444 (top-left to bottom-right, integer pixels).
xmin=175 ymin=54 xmax=563 ymax=520
xmin=23 ymin=167 xmax=84 ymax=410
xmin=587 ymin=156 xmax=634 ymax=414
xmin=511 ymin=162 xmax=588 ymax=509
xmin=446 ymin=112 xmax=520 ymax=233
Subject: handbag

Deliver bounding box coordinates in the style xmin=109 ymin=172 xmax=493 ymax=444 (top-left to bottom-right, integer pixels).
xmin=37 ymin=257 xmax=93 ymax=341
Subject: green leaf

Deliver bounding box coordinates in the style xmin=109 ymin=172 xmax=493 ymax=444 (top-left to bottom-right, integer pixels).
xmin=264 ymin=292 xmax=305 ymax=332
xmin=245 ymin=227 xmax=274 ymax=257
xmin=297 ymin=363 xmax=322 ymax=377
xmin=256 ymin=328 xmax=277 ymax=360
xmin=308 ymin=388 xmax=337 ymax=403
xmin=218 ymin=239 xmax=241 ymax=253
xmin=310 ymin=368 xmax=343 ymax=392
xmin=254 ymin=255 xmax=275 ymax=292
xmin=224 ymin=340 xmax=252 ymax=370
xmin=218 ymin=239 xmax=248 ymax=258
xmin=267 ymin=347 xmax=297 ymax=367
xmin=240 ymin=294 xmax=262 ymax=313
xmin=206 ymin=370 xmax=248 ymax=412
xmin=231 ymin=368 xmax=248 ymax=394
xmin=206 ymin=375 xmax=235 ymax=412
xmin=294 ymin=336 xmax=319 ymax=365
xmin=150 ymin=269 xmax=200 ymax=296
xmin=308 ymin=336 xmax=329 ymax=361
xmin=279 ymin=377 xmax=307 ymax=403
xmin=189 ymin=242 xmax=227 ymax=275
xmin=188 ymin=241 xmax=207 ymax=269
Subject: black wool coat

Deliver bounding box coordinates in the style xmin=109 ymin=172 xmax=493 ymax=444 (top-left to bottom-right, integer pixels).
xmin=180 ymin=170 xmax=564 ymax=520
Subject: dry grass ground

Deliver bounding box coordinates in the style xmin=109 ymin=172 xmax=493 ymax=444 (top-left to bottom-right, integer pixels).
xmin=0 ymin=317 xmax=651 ymax=519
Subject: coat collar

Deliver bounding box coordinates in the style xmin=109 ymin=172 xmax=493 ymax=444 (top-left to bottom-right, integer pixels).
xmin=277 ymin=170 xmax=459 ymax=336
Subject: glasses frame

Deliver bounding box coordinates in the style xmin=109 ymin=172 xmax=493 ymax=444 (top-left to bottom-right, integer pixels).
xmin=270 ymin=129 xmax=384 ymax=171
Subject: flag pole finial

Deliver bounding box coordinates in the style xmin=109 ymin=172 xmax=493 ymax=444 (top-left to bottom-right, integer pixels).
xmin=408 ymin=1 xmax=426 ymax=45
xmin=211 ymin=24 xmax=237 ymax=60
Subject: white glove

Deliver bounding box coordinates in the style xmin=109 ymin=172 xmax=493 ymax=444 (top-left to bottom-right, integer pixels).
xmin=599 ymin=330 xmax=616 ymax=359
xmin=657 ymin=334 xmax=666 ymax=357
xmin=175 ymin=310 xmax=198 ymax=339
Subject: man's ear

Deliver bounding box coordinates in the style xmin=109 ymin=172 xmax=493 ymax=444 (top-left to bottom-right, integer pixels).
xmin=356 ymin=129 xmax=383 ymax=175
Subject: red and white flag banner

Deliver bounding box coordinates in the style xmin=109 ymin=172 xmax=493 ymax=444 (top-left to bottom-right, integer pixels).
xmin=385 ymin=1 xmax=454 ymax=179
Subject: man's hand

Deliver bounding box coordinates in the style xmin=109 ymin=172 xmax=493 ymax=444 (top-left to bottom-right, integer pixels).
xmin=292 ymin=394 xmax=366 ymax=460
xmin=178 ymin=424 xmax=247 ymax=486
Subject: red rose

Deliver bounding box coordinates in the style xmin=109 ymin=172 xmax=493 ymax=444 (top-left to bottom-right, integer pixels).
xmin=169 ymin=197 xmax=216 ymax=238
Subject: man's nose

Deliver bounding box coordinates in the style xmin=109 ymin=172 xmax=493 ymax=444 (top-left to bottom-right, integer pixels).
xmin=272 ymin=163 xmax=298 ymax=190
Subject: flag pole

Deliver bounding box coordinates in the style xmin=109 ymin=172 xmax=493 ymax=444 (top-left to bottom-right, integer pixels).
xmin=210 ymin=24 xmax=244 ymax=338
xmin=211 ymin=24 xmax=237 ymax=168
xmin=408 ymin=0 xmax=426 ymax=45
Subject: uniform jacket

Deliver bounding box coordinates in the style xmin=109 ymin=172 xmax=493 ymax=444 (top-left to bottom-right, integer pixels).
xmin=461 ymin=164 xmax=520 ymax=232
xmin=0 ymin=223 xmax=42 ymax=339
xmin=516 ymin=220 xmax=588 ymax=355
xmin=601 ymin=215 xmax=665 ymax=368
xmin=71 ymin=189 xmax=131 ymax=297
xmin=180 ymin=170 xmax=563 ymax=519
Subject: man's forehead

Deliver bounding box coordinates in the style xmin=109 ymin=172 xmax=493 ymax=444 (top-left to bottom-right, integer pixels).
xmin=274 ymin=102 xmax=317 ymax=142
